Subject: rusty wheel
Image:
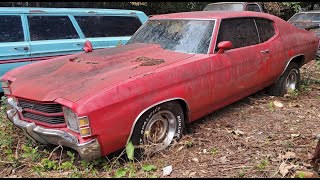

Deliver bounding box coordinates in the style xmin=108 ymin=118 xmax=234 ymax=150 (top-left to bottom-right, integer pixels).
xmin=131 ymin=101 xmax=184 ymax=160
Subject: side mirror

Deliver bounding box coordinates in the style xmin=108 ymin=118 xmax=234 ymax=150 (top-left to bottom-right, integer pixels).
xmin=217 ymin=41 xmax=233 ymax=54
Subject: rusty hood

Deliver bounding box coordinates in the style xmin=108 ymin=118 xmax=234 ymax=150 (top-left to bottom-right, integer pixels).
xmin=8 ymin=43 xmax=194 ymax=102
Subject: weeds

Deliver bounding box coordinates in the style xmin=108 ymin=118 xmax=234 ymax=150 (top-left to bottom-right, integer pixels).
xmin=256 ymin=159 xmax=269 ymax=170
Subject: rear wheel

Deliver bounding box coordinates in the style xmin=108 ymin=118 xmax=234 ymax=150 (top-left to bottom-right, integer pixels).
xmin=131 ymin=101 xmax=184 ymax=160
xmin=268 ymin=62 xmax=300 ymax=96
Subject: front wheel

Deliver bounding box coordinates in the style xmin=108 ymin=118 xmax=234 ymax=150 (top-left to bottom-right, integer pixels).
xmin=268 ymin=62 xmax=300 ymax=96
xmin=131 ymin=101 xmax=184 ymax=160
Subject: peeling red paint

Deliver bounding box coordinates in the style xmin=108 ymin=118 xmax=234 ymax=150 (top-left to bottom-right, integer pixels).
xmin=1 ymin=11 xmax=319 ymax=159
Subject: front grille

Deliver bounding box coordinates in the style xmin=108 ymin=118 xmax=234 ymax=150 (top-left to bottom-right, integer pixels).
xmin=18 ymin=99 xmax=62 ymax=113
xmin=22 ymin=112 xmax=65 ymax=124
xmin=17 ymin=98 xmax=65 ymax=125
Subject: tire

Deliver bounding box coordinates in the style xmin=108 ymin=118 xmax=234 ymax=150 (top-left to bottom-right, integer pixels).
xmin=131 ymin=101 xmax=185 ymax=160
xmin=268 ymin=62 xmax=300 ymax=96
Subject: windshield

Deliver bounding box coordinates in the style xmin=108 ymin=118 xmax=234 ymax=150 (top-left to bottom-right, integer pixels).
xmin=203 ymin=3 xmax=244 ymax=11
xmin=289 ymin=13 xmax=320 ymax=22
xmin=127 ymin=19 xmax=215 ymax=54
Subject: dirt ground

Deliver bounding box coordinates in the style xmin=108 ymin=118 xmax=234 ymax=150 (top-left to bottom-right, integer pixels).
xmin=0 ymin=60 xmax=320 ymax=178
xmin=140 ymin=60 xmax=320 ymax=178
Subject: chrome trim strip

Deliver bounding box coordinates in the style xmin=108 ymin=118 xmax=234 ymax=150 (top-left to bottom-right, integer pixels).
xmin=149 ymin=18 xmax=218 ymax=21
xmin=126 ymin=97 xmax=190 ymax=144
xmin=275 ymin=54 xmax=304 ymax=82
xmin=212 ymin=19 xmax=221 ymax=54
xmin=207 ymin=19 xmax=217 ymax=54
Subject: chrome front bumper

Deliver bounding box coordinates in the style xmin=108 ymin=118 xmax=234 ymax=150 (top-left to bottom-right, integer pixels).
xmin=5 ymin=102 xmax=101 ymax=161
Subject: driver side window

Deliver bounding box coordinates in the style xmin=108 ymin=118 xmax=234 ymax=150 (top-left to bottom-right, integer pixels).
xmin=215 ymin=18 xmax=260 ymax=52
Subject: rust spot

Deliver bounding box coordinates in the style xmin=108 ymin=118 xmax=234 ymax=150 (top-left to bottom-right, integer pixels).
xmin=85 ymin=61 xmax=99 ymax=64
xmin=69 ymin=57 xmax=81 ymax=62
xmin=143 ymin=73 xmax=154 ymax=77
xmin=69 ymin=57 xmax=98 ymax=64
xmin=131 ymin=56 xmax=165 ymax=66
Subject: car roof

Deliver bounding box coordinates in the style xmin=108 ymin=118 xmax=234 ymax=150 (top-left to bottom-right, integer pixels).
xmin=206 ymin=2 xmax=246 ymax=5
xmin=0 ymin=7 xmax=144 ymax=14
xmin=294 ymin=10 xmax=320 ymax=13
xmin=150 ymin=11 xmax=275 ymax=20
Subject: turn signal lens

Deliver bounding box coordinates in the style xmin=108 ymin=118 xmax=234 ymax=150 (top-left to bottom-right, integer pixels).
xmin=80 ymin=127 xmax=91 ymax=137
xmin=78 ymin=117 xmax=89 ymax=127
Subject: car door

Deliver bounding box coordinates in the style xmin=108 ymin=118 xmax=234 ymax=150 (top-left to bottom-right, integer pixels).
xmin=27 ymin=14 xmax=85 ymax=62
xmin=254 ymin=17 xmax=287 ymax=85
xmin=0 ymin=14 xmax=31 ymax=79
xmin=73 ymin=15 xmax=143 ymax=49
xmin=211 ymin=18 xmax=265 ymax=106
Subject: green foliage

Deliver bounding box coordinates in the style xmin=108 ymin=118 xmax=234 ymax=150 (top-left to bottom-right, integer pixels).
xmin=126 ymin=141 xmax=135 ymax=161
xmin=21 ymin=145 xmax=41 ymax=161
xmin=113 ymin=167 xmax=128 ymax=178
xmin=297 ymin=172 xmax=305 ymax=178
xmin=257 ymin=159 xmax=269 ymax=170
xmin=41 ymin=158 xmax=58 ymax=170
xmin=269 ymin=101 xmax=274 ymax=111
xmin=142 ymin=164 xmax=157 ymax=172
xmin=210 ymin=147 xmax=218 ymax=157
xmin=185 ymin=140 xmax=194 ymax=148
xmin=238 ymin=169 xmax=245 ymax=177
xmin=282 ymin=2 xmax=301 ymax=12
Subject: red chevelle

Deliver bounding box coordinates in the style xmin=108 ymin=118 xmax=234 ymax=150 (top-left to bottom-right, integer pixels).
xmin=1 ymin=11 xmax=319 ymax=161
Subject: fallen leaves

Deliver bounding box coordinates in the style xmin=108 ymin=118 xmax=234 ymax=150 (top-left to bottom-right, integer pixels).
xmin=231 ymin=129 xmax=245 ymax=136
xmin=273 ymin=101 xmax=284 ymax=108
xmin=291 ymin=134 xmax=300 ymax=138
xmin=162 ymin=165 xmax=173 ymax=177
xmin=279 ymin=162 xmax=298 ymax=177
xmin=294 ymin=171 xmax=315 ymax=178
xmin=278 ymin=152 xmax=296 ymax=160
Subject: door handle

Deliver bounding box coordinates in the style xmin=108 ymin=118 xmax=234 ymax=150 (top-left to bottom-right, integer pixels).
xmin=14 ymin=47 xmax=29 ymax=51
xmin=260 ymin=49 xmax=270 ymax=54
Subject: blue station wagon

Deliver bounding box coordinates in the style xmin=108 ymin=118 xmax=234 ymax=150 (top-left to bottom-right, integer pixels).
xmin=0 ymin=7 xmax=148 ymax=91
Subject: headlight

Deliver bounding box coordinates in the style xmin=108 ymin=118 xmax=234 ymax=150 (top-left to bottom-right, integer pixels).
xmin=62 ymin=106 xmax=80 ymax=132
xmin=62 ymin=106 xmax=92 ymax=137
xmin=1 ymin=81 xmax=10 ymax=88
xmin=1 ymin=80 xmax=11 ymax=95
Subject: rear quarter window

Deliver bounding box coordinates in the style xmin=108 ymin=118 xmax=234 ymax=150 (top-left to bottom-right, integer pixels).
xmin=0 ymin=15 xmax=24 ymax=43
xmin=74 ymin=16 xmax=142 ymax=38
xmin=255 ymin=18 xmax=276 ymax=43
xmin=28 ymin=16 xmax=79 ymax=41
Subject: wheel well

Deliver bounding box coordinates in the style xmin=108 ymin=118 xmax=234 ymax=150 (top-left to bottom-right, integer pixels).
xmin=126 ymin=98 xmax=190 ymax=144
xmin=291 ymin=55 xmax=305 ymax=68
xmin=176 ymin=99 xmax=190 ymax=123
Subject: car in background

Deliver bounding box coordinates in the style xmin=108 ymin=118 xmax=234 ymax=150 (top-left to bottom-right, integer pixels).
xmin=203 ymin=2 xmax=264 ymax=12
xmin=288 ymin=11 xmax=320 ymax=57
xmin=0 ymin=7 xmax=148 ymax=92
xmin=2 ymin=11 xmax=318 ymax=161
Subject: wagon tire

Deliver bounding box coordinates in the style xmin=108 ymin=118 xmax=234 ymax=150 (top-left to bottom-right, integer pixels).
xmin=267 ymin=62 xmax=300 ymax=96
xmin=130 ymin=101 xmax=185 ymax=160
